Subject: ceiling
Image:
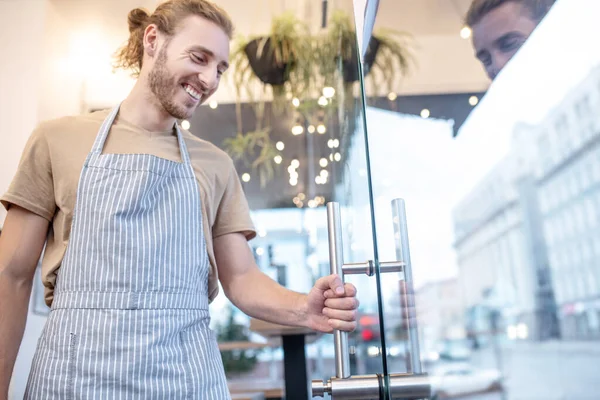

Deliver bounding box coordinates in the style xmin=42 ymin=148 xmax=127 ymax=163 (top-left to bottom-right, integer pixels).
xmin=50 ymin=0 xmax=474 ymax=37
xmin=47 ymin=0 xmax=489 ymax=104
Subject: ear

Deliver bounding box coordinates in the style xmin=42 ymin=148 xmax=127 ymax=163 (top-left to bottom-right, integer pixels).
xmin=143 ymin=24 xmax=159 ymax=57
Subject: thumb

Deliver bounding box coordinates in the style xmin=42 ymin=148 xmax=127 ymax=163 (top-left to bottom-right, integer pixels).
xmin=315 ymin=274 xmax=345 ymax=295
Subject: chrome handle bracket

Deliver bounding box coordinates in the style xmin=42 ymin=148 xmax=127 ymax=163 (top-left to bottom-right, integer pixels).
xmin=342 ymin=260 xmax=404 ymax=276
xmin=312 ymin=373 xmax=432 ymax=399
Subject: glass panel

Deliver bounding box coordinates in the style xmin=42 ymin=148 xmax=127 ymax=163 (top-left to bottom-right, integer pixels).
xmin=360 ymin=0 xmax=600 ymax=399
xmin=190 ymin=0 xmax=387 ymax=390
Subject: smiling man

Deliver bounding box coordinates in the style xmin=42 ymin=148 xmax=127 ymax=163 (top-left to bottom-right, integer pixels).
xmin=0 ymin=1 xmax=358 ymax=398
xmin=467 ymin=0 xmax=556 ymax=80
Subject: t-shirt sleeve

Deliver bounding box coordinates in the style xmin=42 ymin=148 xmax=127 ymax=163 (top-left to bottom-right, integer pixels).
xmin=212 ymin=160 xmax=256 ymax=241
xmin=1 ymin=124 xmax=56 ymax=221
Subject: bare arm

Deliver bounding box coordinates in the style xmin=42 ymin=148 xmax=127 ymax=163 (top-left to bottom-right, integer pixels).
xmin=214 ymin=232 xmax=308 ymax=327
xmin=214 ymin=233 xmax=358 ymax=332
xmin=0 ymin=206 xmax=49 ymax=398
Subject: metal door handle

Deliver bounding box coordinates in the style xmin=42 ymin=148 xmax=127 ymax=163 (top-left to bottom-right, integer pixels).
xmin=327 ymin=202 xmax=351 ymax=379
xmin=392 ymin=198 xmax=423 ymax=375
xmin=313 ymin=202 xmax=432 ymax=399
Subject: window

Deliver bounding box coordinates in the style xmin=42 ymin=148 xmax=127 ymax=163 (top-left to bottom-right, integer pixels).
xmin=575 ymin=95 xmax=591 ymax=120
xmin=555 ymin=282 xmax=564 ymax=303
xmin=537 ymin=134 xmax=552 ymax=172
xmin=577 ymin=201 xmax=586 ymax=233
xmin=587 ymin=269 xmax=597 ymax=295
xmin=583 ymin=240 xmax=592 ymax=261
xmin=587 ymin=157 xmax=597 ymax=187
xmin=570 ymin=170 xmax=579 ymax=198
xmin=573 ymin=242 xmax=583 ymax=265
xmin=554 ymin=114 xmax=571 ymax=156
xmin=584 ymin=198 xmax=596 ymax=228
xmin=578 ymin=273 xmax=588 ymax=298
xmin=595 ymin=234 xmax=600 ymax=255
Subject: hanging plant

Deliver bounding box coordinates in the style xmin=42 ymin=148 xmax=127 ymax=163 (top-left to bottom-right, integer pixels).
xmin=367 ymin=28 xmax=415 ymax=97
xmin=231 ymin=12 xmax=312 ymax=110
xmin=317 ymin=11 xmax=377 ymax=84
xmin=224 ymin=9 xmax=415 ymax=188
xmin=222 ymin=127 xmax=278 ymax=188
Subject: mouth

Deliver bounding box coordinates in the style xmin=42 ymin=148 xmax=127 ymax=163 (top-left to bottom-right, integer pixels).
xmin=182 ymin=83 xmax=201 ymax=102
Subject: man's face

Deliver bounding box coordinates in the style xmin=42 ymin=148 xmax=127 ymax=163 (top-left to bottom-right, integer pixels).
xmin=148 ymin=15 xmax=230 ymax=120
xmin=471 ymin=2 xmax=539 ymax=80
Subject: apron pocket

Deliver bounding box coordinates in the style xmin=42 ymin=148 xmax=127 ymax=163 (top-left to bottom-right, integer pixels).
xmin=179 ymin=330 xmax=194 ymax=400
xmin=27 ymin=331 xmax=78 ymax=400
xmin=180 ymin=325 xmax=229 ymax=399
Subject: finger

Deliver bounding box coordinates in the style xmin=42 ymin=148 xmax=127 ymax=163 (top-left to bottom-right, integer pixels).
xmin=328 ymin=319 xmax=357 ymax=332
xmin=324 ymin=283 xmax=357 ymax=298
xmin=323 ymin=307 xmax=357 ymax=322
xmin=315 ymin=274 xmax=344 ymax=295
xmin=402 ymin=306 xmax=418 ymax=325
xmin=324 ymin=297 xmax=359 ymax=310
xmin=399 ymin=281 xmax=417 ymax=324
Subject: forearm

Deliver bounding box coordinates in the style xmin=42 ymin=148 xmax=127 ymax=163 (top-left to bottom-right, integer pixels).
xmin=224 ymin=268 xmax=308 ymax=328
xmin=0 ymin=270 xmax=32 ymax=397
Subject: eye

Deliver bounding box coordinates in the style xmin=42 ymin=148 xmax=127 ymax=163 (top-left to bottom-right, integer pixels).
xmin=190 ymin=53 xmax=206 ymax=64
xmin=498 ymin=35 xmax=524 ymax=52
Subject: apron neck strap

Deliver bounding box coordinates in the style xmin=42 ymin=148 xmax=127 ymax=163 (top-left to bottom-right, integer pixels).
xmin=91 ymin=103 xmax=192 ymax=165
xmin=173 ymin=123 xmax=192 ymax=164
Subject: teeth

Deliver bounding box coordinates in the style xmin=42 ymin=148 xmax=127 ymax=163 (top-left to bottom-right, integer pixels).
xmin=184 ymin=84 xmax=200 ymax=100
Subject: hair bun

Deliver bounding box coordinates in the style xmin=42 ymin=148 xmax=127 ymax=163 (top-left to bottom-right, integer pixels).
xmin=127 ymin=8 xmax=149 ymax=33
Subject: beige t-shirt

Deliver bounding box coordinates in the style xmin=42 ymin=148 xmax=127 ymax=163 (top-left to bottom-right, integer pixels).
xmin=1 ymin=109 xmax=256 ymax=306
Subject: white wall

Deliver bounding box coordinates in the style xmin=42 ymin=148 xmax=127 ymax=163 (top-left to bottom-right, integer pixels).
xmin=0 ymin=2 xmax=53 ymax=398
xmin=0 ymin=0 xmax=49 ymax=226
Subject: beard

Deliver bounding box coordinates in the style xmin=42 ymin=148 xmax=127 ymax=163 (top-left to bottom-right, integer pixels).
xmin=148 ymin=44 xmax=192 ymax=120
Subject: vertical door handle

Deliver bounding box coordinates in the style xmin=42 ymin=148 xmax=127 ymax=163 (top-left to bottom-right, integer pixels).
xmin=392 ymin=199 xmax=423 ymax=374
xmin=312 ymin=202 xmax=431 ymax=399
xmin=327 ymin=202 xmax=351 ymax=379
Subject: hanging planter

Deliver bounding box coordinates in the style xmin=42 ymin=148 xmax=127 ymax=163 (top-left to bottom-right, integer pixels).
xmin=340 ymin=36 xmax=381 ymax=83
xmin=244 ymin=37 xmax=296 ymax=86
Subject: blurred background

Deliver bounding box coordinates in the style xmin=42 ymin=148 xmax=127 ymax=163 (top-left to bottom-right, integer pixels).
xmin=2 ymin=0 xmax=600 ymax=399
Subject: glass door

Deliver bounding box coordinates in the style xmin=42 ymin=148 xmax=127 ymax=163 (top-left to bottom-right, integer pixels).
xmin=311 ymin=0 xmax=431 ymax=398
xmin=316 ymin=0 xmax=600 ymax=399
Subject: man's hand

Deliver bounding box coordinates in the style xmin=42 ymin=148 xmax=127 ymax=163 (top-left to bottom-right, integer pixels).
xmin=305 ymin=274 xmax=359 ymax=333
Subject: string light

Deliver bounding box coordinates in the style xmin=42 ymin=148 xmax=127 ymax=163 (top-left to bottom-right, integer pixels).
xmin=460 ymin=26 xmax=472 ymax=39
xmin=323 ymin=87 xmax=335 ymax=98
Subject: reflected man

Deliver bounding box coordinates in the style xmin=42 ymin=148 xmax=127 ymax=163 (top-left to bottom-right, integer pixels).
xmin=466 ymin=0 xmax=555 ymax=80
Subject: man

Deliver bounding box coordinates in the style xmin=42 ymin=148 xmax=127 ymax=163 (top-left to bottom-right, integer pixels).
xmin=0 ymin=1 xmax=358 ymax=398
xmin=466 ymin=0 xmax=555 ymax=80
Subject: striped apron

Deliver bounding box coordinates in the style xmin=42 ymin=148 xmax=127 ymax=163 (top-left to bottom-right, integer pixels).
xmin=24 ymin=104 xmax=231 ymax=399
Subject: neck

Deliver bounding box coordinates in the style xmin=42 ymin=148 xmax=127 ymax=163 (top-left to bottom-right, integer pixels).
xmin=119 ymin=79 xmax=176 ymax=132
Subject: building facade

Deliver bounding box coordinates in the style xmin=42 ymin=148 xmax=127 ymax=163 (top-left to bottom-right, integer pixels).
xmin=453 ymin=65 xmax=600 ymax=342
xmin=533 ymin=65 xmax=600 ymax=340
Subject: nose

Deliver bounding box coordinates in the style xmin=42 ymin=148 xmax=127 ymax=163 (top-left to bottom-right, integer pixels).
xmin=198 ymin=68 xmax=219 ymax=93
xmin=487 ymin=52 xmax=514 ymax=81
